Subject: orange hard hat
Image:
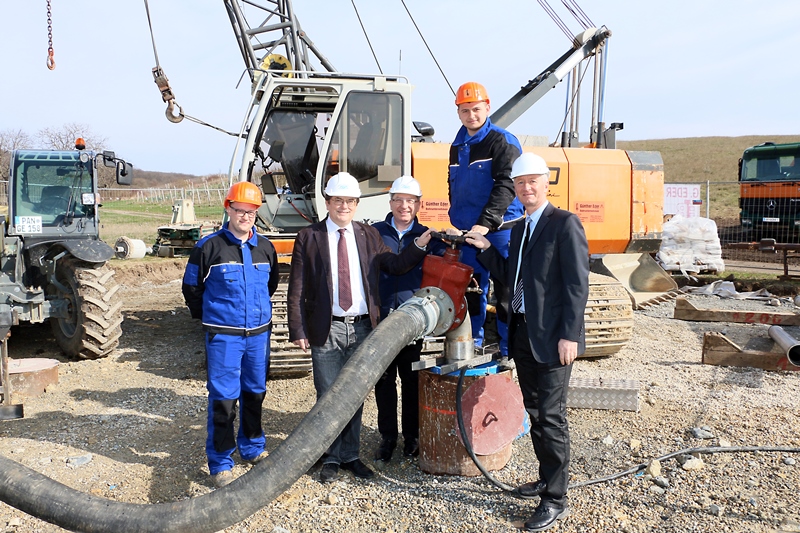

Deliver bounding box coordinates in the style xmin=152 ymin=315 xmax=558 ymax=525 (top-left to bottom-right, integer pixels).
xmin=455 ymin=82 xmax=489 ymax=106
xmin=225 ymin=181 xmax=262 ymax=207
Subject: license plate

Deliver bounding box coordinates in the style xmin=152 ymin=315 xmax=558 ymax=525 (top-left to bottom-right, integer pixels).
xmin=762 ymin=217 xmax=780 ymax=222
xmin=14 ymin=216 xmax=42 ymax=233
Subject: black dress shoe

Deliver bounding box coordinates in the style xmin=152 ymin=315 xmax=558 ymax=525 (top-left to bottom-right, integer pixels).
xmin=319 ymin=463 xmax=341 ymax=483
xmin=340 ymin=459 xmax=374 ymax=479
xmin=516 ymin=479 xmax=547 ymax=499
xmin=523 ymin=502 xmax=569 ymax=531
xmin=374 ymin=437 xmax=396 ymax=462
xmin=403 ymin=437 xmax=419 ymax=457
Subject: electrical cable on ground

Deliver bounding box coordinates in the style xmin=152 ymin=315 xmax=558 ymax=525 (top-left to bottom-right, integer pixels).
xmin=456 ymin=368 xmax=800 ymax=496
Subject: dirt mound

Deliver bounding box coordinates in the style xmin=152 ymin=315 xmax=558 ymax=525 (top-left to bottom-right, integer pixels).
xmin=109 ymin=258 xmax=188 ymax=286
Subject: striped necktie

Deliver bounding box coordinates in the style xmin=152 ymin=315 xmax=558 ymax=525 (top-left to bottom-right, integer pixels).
xmin=511 ymin=219 xmax=531 ymax=313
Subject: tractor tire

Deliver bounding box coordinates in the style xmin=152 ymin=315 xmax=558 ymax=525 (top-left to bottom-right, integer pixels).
xmin=50 ymin=258 xmax=124 ymax=359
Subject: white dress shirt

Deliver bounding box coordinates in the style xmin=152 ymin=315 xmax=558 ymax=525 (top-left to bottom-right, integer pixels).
xmin=326 ymin=218 xmax=368 ymax=316
xmin=514 ymin=201 xmax=549 ymax=314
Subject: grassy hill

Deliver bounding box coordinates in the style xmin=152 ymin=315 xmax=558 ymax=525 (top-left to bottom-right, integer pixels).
xmin=618 ymin=135 xmax=800 ymax=184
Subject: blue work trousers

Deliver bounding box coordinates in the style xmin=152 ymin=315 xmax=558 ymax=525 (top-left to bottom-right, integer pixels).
xmin=205 ymin=331 xmax=270 ymax=474
xmin=460 ymin=228 xmax=511 ymax=354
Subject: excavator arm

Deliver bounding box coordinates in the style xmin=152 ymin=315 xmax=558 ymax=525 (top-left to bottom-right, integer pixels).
xmin=490 ymin=25 xmax=610 ymax=131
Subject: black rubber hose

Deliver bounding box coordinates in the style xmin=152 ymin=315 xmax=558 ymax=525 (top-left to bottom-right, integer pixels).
xmin=0 ymin=307 xmax=430 ymax=533
xmin=455 ymin=367 xmax=516 ymax=492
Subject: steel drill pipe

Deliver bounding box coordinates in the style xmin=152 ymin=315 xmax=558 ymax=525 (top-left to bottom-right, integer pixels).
xmin=768 ymin=325 xmax=800 ymax=366
xmin=0 ymin=297 xmax=446 ymax=533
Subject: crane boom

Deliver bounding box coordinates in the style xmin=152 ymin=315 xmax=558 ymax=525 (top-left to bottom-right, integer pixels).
xmin=223 ymin=0 xmax=337 ymax=80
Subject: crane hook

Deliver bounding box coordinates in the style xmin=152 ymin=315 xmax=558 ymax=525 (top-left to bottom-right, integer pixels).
xmin=165 ymin=101 xmax=184 ymax=124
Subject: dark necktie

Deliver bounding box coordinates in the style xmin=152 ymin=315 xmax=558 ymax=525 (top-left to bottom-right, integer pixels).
xmin=511 ymin=219 xmax=531 ymax=313
xmin=337 ymin=228 xmax=353 ymax=311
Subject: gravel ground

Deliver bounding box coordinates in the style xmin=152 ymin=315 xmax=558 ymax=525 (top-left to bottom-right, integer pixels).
xmin=0 ymin=261 xmax=798 ymax=533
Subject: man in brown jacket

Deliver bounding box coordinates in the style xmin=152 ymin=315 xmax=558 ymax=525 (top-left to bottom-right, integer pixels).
xmin=287 ymin=172 xmax=432 ymax=483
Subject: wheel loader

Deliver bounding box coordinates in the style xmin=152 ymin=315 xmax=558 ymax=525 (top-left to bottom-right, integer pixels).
xmin=2 ymin=140 xmax=133 ymax=359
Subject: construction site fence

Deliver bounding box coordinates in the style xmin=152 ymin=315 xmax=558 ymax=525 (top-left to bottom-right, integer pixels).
xmin=678 ymin=181 xmax=799 ymax=269
xmin=101 ymin=187 xmax=228 ymax=206
xmin=0 ymin=181 xmax=794 ymax=270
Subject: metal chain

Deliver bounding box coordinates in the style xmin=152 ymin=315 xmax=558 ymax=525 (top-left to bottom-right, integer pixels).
xmin=46 ymin=0 xmax=55 ymax=70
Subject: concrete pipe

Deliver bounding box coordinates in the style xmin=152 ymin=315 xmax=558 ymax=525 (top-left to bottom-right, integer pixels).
xmin=768 ymin=325 xmax=800 ymax=366
xmin=0 ymin=291 xmax=454 ymax=532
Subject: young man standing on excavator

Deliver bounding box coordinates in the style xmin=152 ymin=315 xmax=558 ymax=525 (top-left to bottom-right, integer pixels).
xmin=448 ymin=81 xmax=523 ymax=362
xmin=182 ymin=181 xmax=279 ymax=488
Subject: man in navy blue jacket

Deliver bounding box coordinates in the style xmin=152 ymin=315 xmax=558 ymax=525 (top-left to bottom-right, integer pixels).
xmin=371 ymin=176 xmax=444 ymax=462
xmin=182 ymin=181 xmax=279 ymax=488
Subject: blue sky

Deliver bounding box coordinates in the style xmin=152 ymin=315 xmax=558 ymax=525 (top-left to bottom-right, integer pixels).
xmin=2 ymin=0 xmax=798 ymax=175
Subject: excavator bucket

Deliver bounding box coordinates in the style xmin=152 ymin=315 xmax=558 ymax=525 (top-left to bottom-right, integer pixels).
xmin=592 ymin=253 xmax=678 ymax=309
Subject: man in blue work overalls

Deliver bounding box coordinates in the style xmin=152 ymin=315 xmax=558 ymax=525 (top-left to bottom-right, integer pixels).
xmin=448 ymin=81 xmax=523 ymax=360
xmin=182 ymin=181 xmax=279 ymax=488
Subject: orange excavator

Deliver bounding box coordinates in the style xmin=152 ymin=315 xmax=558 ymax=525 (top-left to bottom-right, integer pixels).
xmin=154 ymin=0 xmax=677 ymax=369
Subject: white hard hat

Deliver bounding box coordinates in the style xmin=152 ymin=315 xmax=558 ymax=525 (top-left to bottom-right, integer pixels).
xmin=510 ymin=152 xmax=550 ymax=179
xmin=389 ymin=175 xmax=422 ymax=197
xmin=324 ymin=172 xmax=362 ymax=198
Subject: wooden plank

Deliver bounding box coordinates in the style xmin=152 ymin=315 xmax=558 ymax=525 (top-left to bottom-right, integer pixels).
xmin=701 ymin=332 xmax=800 ymax=372
xmin=674 ymin=297 xmax=800 ymax=326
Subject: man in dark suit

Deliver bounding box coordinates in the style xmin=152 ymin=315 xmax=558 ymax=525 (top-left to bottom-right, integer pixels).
xmin=467 ymin=152 xmax=589 ymax=532
xmin=287 ymin=172 xmax=432 ymax=484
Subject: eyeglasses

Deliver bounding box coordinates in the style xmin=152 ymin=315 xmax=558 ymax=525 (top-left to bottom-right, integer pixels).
xmin=229 ymin=207 xmax=258 ymax=218
xmin=391 ymin=198 xmax=418 ymax=205
xmin=514 ymin=176 xmax=548 ymax=188
xmin=330 ymin=197 xmax=358 ymax=207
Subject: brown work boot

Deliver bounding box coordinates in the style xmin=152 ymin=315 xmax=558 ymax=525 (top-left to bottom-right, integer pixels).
xmin=246 ymin=451 xmax=269 ymax=465
xmin=211 ymin=470 xmax=234 ymax=488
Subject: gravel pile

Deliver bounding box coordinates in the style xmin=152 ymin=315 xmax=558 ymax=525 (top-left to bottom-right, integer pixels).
xmin=0 ymin=272 xmax=798 ymax=533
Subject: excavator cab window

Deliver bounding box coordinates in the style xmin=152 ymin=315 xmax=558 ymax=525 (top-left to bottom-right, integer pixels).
xmin=323 ymin=91 xmax=403 ymax=196
xmin=254 ymin=110 xmax=322 ymax=195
